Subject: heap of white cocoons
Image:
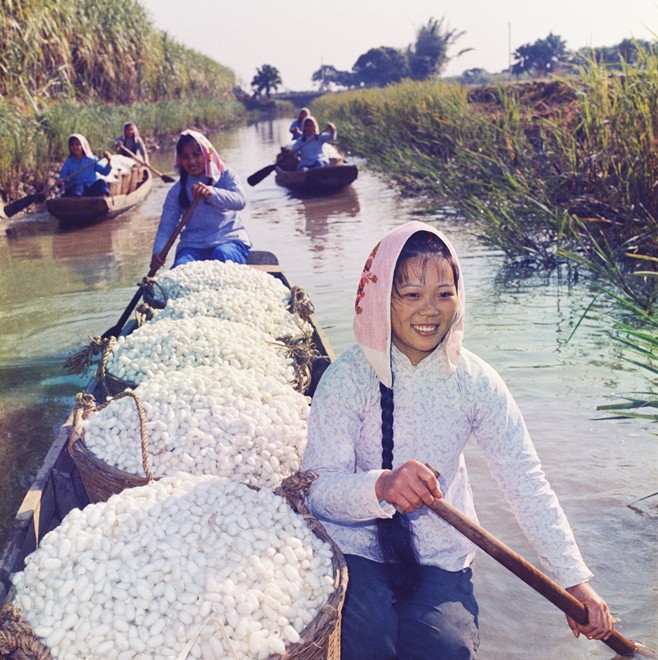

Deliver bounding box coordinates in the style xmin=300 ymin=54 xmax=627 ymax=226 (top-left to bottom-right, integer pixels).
xmin=12 ymin=474 xmax=336 ymax=659
xmin=104 ymin=316 xmax=295 ymax=387
xmin=156 ymin=259 xmax=291 ymax=304
xmin=83 ymin=365 xmax=310 ymax=487
xmin=153 ymin=285 xmax=311 ymax=340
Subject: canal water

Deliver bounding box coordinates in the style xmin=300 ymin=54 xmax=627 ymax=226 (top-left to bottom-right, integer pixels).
xmin=0 ymin=118 xmax=655 ymax=658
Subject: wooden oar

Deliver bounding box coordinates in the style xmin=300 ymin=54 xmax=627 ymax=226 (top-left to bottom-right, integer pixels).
xmin=102 ymin=197 xmax=201 ymax=339
xmin=425 ymin=464 xmax=652 ymax=657
xmin=120 ymin=145 xmax=176 ymax=183
xmin=4 ymin=158 xmax=101 ymax=217
xmin=247 ymin=130 xmax=327 ymax=187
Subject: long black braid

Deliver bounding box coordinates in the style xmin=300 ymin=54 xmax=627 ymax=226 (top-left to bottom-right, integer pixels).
xmin=376 ymin=381 xmax=421 ymax=597
xmin=375 ymin=230 xmax=458 ymax=597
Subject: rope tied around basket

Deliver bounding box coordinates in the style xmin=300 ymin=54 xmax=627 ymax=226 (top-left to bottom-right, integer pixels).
xmin=276 ymin=334 xmax=320 ymax=394
xmin=63 ymin=334 xmax=111 ymax=376
xmin=289 ymin=285 xmax=315 ymax=323
xmin=70 ymin=389 xmax=153 ymax=481
xmin=0 ymin=603 xmax=53 ymax=659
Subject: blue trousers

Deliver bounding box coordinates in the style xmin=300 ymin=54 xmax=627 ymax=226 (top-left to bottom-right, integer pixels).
xmin=341 ymin=555 xmax=479 ymax=660
xmin=172 ymin=241 xmax=250 ymax=268
xmin=64 ymin=179 xmax=111 ymax=197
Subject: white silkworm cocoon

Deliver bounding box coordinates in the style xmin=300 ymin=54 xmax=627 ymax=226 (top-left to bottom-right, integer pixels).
xmin=83 ymin=365 xmax=310 ymax=488
xmin=12 ymin=474 xmax=336 ymax=660
xmin=103 ymin=315 xmax=297 ymax=388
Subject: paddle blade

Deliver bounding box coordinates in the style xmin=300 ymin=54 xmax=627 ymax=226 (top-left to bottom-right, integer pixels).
xmin=161 ymin=174 xmax=176 ymax=183
xmin=4 ymin=192 xmax=45 ymax=217
xmin=247 ymin=164 xmax=276 ymax=187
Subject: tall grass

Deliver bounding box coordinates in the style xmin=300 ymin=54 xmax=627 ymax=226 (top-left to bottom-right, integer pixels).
xmin=312 ymin=50 xmax=657 ymax=311
xmin=0 ymin=0 xmax=243 ymax=196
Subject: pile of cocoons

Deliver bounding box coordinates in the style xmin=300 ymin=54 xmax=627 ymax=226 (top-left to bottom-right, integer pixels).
xmin=11 ymin=474 xmax=336 ymax=659
xmin=10 ymin=260 xmax=339 ymax=659
xmin=83 ymin=365 xmax=310 ymax=488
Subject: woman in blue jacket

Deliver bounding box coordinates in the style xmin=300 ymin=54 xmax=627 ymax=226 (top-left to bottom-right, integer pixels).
xmin=150 ymin=130 xmax=251 ymax=270
xmin=58 ymin=134 xmax=112 ymax=197
xmin=292 ymin=117 xmax=336 ymax=170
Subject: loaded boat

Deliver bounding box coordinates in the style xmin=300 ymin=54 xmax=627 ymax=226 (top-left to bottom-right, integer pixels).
xmin=46 ymin=156 xmax=153 ymax=227
xmin=274 ymin=144 xmax=358 ymax=194
xmin=0 ymin=250 xmax=336 ymax=605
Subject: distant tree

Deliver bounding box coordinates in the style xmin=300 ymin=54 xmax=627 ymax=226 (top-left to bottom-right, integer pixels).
xmin=458 ymin=68 xmax=494 ymax=85
xmin=251 ymin=64 xmax=282 ymax=97
xmin=575 ymin=38 xmax=657 ymax=68
xmin=407 ymin=17 xmax=470 ymax=80
xmin=312 ymin=64 xmax=355 ymax=90
xmin=352 ymin=46 xmax=409 ymax=88
xmin=512 ymin=33 xmax=567 ymax=77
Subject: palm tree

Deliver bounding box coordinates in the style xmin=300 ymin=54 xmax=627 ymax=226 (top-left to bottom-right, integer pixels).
xmin=251 ymin=64 xmax=282 ymax=97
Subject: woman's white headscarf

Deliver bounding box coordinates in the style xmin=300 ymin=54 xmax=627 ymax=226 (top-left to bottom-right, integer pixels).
xmin=68 ymin=134 xmax=94 ymax=159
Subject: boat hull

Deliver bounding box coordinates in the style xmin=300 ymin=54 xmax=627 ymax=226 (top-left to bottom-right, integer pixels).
xmin=45 ymin=168 xmax=153 ymax=227
xmin=275 ymin=164 xmax=358 ymax=193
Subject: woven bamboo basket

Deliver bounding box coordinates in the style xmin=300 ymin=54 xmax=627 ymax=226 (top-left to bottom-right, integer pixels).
xmin=273 ymin=471 xmax=348 ymax=660
xmin=67 ymin=392 xmax=153 ymax=504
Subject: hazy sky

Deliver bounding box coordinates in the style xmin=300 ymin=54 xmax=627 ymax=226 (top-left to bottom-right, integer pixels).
xmin=140 ymin=0 xmax=656 ymax=90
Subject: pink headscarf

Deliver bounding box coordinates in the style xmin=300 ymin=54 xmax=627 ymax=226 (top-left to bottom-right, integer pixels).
xmin=68 ymin=134 xmax=94 ymax=158
xmin=353 ymin=221 xmax=465 ymax=387
xmin=174 ymin=129 xmax=225 ymax=183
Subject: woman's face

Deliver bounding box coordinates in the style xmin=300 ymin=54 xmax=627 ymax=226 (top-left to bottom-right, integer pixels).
xmin=69 ymin=139 xmax=83 ymax=159
xmin=124 ymin=124 xmax=135 ymax=139
xmin=390 ymin=255 xmax=458 ymax=365
xmin=178 ymin=140 xmax=205 ymax=177
xmin=303 ymin=120 xmax=316 ymax=136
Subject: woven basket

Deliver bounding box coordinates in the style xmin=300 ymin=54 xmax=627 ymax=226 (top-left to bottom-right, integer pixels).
xmin=273 ymin=472 xmax=348 ymax=660
xmin=67 ymin=392 xmax=153 ymax=504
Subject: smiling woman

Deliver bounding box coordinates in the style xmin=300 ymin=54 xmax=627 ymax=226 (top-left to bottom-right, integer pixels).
xmin=390 ymin=233 xmax=459 ymax=365
xmin=301 ymin=220 xmax=616 ymax=659
xmin=149 ymin=129 xmax=252 ymax=272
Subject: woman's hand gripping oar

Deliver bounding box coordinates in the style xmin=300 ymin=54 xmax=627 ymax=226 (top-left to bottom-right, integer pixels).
xmin=63 ymin=198 xmax=201 ymax=375
xmin=424 ymin=464 xmax=654 ymax=658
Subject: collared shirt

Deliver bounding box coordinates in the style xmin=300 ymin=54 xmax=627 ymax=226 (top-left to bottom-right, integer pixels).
xmin=152 ymin=168 xmax=251 ymax=256
xmin=302 ymin=343 xmax=593 ymax=588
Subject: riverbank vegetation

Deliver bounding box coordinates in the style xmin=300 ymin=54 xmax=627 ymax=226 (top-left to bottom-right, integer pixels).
xmin=0 ymin=0 xmax=244 ymax=199
xmin=312 ymin=51 xmax=657 ymax=307
xmin=312 ymin=50 xmax=657 ymax=420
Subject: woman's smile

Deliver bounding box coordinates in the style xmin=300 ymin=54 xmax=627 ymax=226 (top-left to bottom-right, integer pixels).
xmin=391 ymin=256 xmax=459 ymax=365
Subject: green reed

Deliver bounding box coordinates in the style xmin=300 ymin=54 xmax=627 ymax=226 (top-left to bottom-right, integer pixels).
xmin=312 ymin=51 xmax=657 ymax=311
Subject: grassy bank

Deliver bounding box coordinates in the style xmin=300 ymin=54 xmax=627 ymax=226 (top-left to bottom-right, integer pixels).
xmin=0 ymin=97 xmax=246 ymax=199
xmin=312 ymin=52 xmax=657 ymax=312
xmin=0 ymin=0 xmax=243 ymax=199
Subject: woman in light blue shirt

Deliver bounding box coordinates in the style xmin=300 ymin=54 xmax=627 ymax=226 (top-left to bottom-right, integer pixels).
xmin=292 ymin=117 xmax=336 ymax=169
xmin=150 ymin=130 xmax=251 ymax=270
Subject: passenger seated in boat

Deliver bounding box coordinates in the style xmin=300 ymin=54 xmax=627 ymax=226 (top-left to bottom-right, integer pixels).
xmin=301 ymin=221 xmax=616 ymax=659
xmin=113 ymin=121 xmax=149 ymax=163
xmin=289 ymin=107 xmax=310 ymax=140
xmin=150 ymin=129 xmax=251 ymax=270
xmin=292 ymin=117 xmax=336 ymax=170
xmin=57 ymin=134 xmax=112 ymax=197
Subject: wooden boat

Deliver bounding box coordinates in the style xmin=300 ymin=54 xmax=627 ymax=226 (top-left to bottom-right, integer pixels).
xmin=0 ymin=250 xmax=335 ymax=604
xmin=45 ymin=164 xmax=153 ymax=227
xmin=274 ymin=145 xmax=358 ymax=193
